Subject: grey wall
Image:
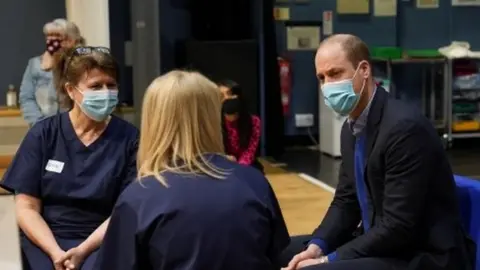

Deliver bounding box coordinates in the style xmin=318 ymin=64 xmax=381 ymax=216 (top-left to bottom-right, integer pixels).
xmin=0 ymin=0 xmax=66 ymax=105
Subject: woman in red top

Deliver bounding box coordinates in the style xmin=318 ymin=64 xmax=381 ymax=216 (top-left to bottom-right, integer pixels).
xmin=218 ymin=80 xmax=264 ymax=173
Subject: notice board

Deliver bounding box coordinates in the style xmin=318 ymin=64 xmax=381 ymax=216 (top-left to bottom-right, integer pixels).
xmin=337 ymin=0 xmax=370 ymax=14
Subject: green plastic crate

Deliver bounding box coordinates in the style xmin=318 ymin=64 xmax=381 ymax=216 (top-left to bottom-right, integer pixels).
xmin=370 ymin=47 xmax=403 ymax=60
xmin=404 ymin=49 xmax=442 ymax=58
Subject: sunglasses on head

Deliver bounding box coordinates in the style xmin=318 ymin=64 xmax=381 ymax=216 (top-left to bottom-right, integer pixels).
xmin=73 ymin=46 xmax=110 ymax=55
xmin=64 ymin=46 xmax=111 ymax=75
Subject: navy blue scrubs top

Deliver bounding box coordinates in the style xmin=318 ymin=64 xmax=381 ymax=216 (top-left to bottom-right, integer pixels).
xmin=1 ymin=112 xmax=139 ymax=239
xmin=94 ymin=154 xmax=290 ymax=270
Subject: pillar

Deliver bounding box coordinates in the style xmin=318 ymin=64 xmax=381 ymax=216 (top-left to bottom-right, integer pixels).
xmin=65 ymin=0 xmax=110 ymax=47
xmin=130 ymin=0 xmax=161 ymax=128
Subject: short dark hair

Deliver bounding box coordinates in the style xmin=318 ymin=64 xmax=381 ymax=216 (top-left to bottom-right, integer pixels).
xmin=53 ymin=47 xmax=118 ymax=109
xmin=320 ymin=34 xmax=371 ymax=68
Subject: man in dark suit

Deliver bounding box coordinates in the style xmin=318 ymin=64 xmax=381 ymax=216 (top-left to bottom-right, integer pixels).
xmin=282 ymin=34 xmax=475 ymax=270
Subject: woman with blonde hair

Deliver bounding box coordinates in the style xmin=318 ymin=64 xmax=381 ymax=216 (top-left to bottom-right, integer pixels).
xmin=19 ymin=18 xmax=85 ymax=126
xmin=94 ymin=70 xmax=290 ymax=270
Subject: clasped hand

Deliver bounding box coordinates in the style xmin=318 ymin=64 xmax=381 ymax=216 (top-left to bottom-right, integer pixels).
xmin=282 ymin=244 xmax=328 ymax=270
xmin=52 ymin=246 xmax=88 ymax=270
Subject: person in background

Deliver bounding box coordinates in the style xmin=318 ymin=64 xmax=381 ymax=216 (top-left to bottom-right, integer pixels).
xmin=218 ymin=79 xmax=263 ymax=173
xmin=19 ymin=18 xmax=85 ymax=126
xmin=1 ymin=46 xmax=138 ymax=270
xmin=93 ymin=71 xmax=290 ymax=270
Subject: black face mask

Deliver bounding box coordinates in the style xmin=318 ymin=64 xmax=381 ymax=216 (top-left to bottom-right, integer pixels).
xmin=46 ymin=39 xmax=62 ymax=55
xmin=222 ymin=98 xmax=241 ymax=115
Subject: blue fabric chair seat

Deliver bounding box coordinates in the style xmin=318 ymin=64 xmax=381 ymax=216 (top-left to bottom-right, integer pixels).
xmin=454 ymin=175 xmax=480 ymax=270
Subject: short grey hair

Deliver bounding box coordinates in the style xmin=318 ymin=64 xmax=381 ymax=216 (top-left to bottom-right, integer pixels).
xmin=43 ymin=18 xmax=85 ymax=45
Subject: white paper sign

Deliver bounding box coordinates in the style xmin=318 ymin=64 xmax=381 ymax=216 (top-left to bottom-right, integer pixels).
xmin=323 ymin=11 xmax=333 ymax=36
xmin=0 ymin=195 xmax=22 ymax=270
xmin=286 ymin=26 xmax=321 ymax=51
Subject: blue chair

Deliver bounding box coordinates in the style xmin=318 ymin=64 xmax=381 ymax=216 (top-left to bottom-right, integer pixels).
xmin=454 ymin=175 xmax=480 ymax=270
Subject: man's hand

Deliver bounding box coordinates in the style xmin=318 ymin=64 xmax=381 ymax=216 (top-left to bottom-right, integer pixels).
xmin=60 ymin=246 xmax=89 ymax=270
xmin=296 ymin=256 xmax=329 ymax=269
xmin=226 ymin=155 xmax=237 ymax=162
xmin=282 ymin=244 xmax=322 ymax=270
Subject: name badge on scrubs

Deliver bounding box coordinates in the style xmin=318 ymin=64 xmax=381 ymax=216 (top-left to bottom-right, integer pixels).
xmin=45 ymin=160 xmax=64 ymax=173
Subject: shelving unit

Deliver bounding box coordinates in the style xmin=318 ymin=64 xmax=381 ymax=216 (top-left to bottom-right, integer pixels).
xmin=444 ymin=59 xmax=480 ymax=148
xmin=373 ymin=57 xmax=480 ymax=148
xmin=372 ymin=57 xmax=448 ymax=131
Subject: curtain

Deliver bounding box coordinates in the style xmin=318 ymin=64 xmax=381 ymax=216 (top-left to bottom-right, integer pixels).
xmin=260 ymin=0 xmax=284 ymax=157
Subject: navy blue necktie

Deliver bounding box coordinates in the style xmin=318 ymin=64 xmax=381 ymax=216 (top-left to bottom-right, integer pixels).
xmin=354 ymin=134 xmax=370 ymax=231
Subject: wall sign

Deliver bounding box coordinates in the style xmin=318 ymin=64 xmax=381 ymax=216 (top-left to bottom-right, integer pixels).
xmin=286 ymin=26 xmax=321 ymax=51
xmin=322 ymin=11 xmax=333 ymax=36
xmin=337 ymin=0 xmax=370 ymax=14
xmin=416 ymin=0 xmax=439 ymax=8
xmin=374 ymin=0 xmax=397 ymax=16
xmin=452 ymin=0 xmax=480 ymax=5
xmin=274 ymin=7 xmax=290 ymax=20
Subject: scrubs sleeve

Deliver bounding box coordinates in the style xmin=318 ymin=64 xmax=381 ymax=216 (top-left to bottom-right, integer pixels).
xmin=122 ymin=138 xmax=139 ymax=191
xmin=94 ymin=198 xmax=140 ymax=270
xmin=1 ymin=128 xmax=43 ymax=197
xmin=266 ymin=182 xmax=291 ymax=262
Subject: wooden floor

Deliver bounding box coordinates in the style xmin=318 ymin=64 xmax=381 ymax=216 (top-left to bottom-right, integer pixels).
xmin=0 ymin=169 xmax=6 ymax=194
xmin=0 ymin=155 xmax=10 ymax=180
xmin=267 ymin=173 xmax=333 ymax=235
xmin=0 ymin=157 xmax=333 ymax=234
xmin=262 ymin=161 xmax=333 ymax=235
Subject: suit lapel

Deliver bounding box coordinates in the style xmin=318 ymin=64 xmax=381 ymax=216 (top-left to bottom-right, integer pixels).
xmin=363 ymin=88 xmax=387 ymax=227
xmin=364 ymin=88 xmax=387 ymax=167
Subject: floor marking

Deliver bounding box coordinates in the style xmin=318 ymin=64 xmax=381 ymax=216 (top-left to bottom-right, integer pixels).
xmin=270 ymin=163 xmax=288 ymax=167
xmin=297 ymin=173 xmax=336 ymax=194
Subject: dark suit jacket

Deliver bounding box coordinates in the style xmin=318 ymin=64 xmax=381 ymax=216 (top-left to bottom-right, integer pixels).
xmin=313 ymin=88 xmax=476 ymax=269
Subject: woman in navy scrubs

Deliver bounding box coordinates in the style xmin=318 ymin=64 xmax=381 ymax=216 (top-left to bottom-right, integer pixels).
xmin=93 ymin=70 xmax=290 ymax=270
xmin=1 ymin=47 xmax=139 ymax=270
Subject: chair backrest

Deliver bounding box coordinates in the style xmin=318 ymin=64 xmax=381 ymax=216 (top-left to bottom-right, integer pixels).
xmin=0 ymin=194 xmax=22 ymax=270
xmin=454 ymin=175 xmax=480 ymax=270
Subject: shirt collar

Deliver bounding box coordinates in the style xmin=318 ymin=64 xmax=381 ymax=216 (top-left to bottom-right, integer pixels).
xmin=349 ymin=87 xmax=377 ymax=136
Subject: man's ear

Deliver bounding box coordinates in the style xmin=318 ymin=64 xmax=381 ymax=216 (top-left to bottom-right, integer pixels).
xmin=361 ymin=62 xmax=371 ymax=79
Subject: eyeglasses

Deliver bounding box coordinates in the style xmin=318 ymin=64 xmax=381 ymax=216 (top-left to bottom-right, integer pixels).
xmin=64 ymin=46 xmax=111 ymax=75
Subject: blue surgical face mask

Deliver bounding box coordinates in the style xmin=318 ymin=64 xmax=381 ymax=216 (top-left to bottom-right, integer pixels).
xmin=321 ymin=65 xmax=366 ymax=116
xmin=76 ymin=88 xmax=119 ymax=121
